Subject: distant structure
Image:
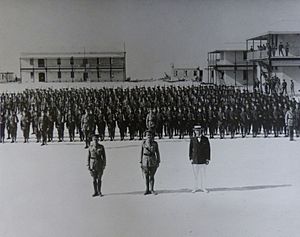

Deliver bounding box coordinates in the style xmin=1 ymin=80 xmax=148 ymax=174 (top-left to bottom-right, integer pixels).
xmin=247 ymin=31 xmax=300 ymax=90
xmin=171 ymin=64 xmax=202 ymax=81
xmin=20 ymin=51 xmax=126 ymax=83
xmin=207 ymin=49 xmax=253 ymax=87
xmin=0 ymin=72 xmax=16 ymax=83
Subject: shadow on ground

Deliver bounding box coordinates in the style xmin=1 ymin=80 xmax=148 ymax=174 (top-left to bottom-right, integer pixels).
xmin=104 ymin=184 xmax=292 ymax=196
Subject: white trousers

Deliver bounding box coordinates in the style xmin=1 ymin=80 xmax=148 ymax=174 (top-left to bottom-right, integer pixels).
xmin=192 ymin=164 xmax=206 ymax=191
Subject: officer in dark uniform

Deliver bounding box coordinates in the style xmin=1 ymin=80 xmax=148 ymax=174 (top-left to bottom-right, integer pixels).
xmin=87 ymin=134 xmax=106 ymax=197
xmin=39 ymin=110 xmax=49 ymax=146
xmin=0 ymin=111 xmax=6 ymax=143
xmin=140 ymin=130 xmax=160 ymax=195
xmin=9 ymin=111 xmax=18 ymax=143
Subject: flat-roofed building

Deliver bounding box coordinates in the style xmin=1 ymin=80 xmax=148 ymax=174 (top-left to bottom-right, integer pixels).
xmin=247 ymin=31 xmax=300 ymax=92
xmin=207 ymin=49 xmax=253 ymax=88
xmin=0 ymin=72 xmax=16 ymax=83
xmin=171 ymin=64 xmax=202 ymax=81
xmin=20 ymin=51 xmax=126 ymax=83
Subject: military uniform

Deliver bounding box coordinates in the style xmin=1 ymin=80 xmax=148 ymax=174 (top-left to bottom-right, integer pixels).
xmin=87 ymin=137 xmax=106 ymax=197
xmin=20 ymin=112 xmax=30 ymax=143
xmin=140 ymin=132 xmax=160 ymax=195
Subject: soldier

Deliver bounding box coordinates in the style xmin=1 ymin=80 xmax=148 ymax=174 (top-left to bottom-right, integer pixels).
xmin=87 ymin=134 xmax=106 ymax=197
xmin=9 ymin=112 xmax=18 ymax=143
xmin=146 ymin=108 xmax=156 ymax=132
xmin=56 ymin=110 xmax=65 ymax=142
xmin=189 ymin=125 xmax=210 ymax=193
xmin=82 ymin=110 xmax=92 ymax=148
xmin=47 ymin=108 xmax=55 ymax=142
xmin=0 ymin=111 xmax=5 ymax=143
xmin=20 ymin=111 xmax=30 ymax=143
xmin=66 ymin=109 xmax=76 ymax=142
xmin=217 ymin=107 xmax=226 ymax=139
xmin=294 ymin=103 xmax=300 ymax=137
xmin=106 ymin=109 xmax=116 ymax=141
xmin=96 ymin=109 xmax=106 ymax=141
xmin=155 ymin=107 xmax=164 ymax=139
xmin=285 ymin=107 xmax=295 ymax=141
xmin=39 ymin=111 xmax=49 ymax=146
xmin=140 ymin=130 xmax=160 ymax=195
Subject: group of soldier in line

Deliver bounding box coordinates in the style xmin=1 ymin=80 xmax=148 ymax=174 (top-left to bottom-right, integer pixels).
xmin=0 ymin=84 xmax=298 ymax=146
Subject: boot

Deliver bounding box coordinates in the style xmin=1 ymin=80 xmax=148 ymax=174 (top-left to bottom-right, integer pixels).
xmin=97 ymin=180 xmax=103 ymax=197
xmin=92 ymin=180 xmax=99 ymax=197
xmin=150 ymin=178 xmax=157 ymax=195
xmin=144 ymin=176 xmax=150 ymax=195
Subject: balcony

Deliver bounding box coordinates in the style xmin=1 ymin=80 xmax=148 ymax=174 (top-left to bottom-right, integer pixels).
xmin=247 ymin=47 xmax=300 ymax=61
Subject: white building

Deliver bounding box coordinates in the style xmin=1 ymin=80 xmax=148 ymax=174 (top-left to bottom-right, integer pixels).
xmin=20 ymin=52 xmax=126 ymax=83
xmin=247 ymin=31 xmax=300 ymax=92
xmin=207 ymin=49 xmax=253 ymax=88
xmin=171 ymin=64 xmax=202 ymax=81
xmin=0 ymin=72 xmax=16 ymax=83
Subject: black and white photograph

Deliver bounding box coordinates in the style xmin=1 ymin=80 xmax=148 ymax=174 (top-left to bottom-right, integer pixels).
xmin=0 ymin=0 xmax=300 ymax=236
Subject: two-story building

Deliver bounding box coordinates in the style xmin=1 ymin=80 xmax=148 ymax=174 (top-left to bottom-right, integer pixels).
xmin=20 ymin=51 xmax=126 ymax=83
xmin=207 ymin=49 xmax=254 ymax=88
xmin=247 ymin=31 xmax=300 ymax=92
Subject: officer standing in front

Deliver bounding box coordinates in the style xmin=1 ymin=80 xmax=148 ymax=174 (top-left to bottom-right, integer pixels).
xmin=189 ymin=125 xmax=211 ymax=193
xmin=140 ymin=130 xmax=160 ymax=195
xmin=87 ymin=134 xmax=106 ymax=197
xmin=285 ymin=106 xmax=295 ymax=141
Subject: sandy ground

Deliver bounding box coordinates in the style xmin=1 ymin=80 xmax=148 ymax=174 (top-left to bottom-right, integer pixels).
xmin=0 ymin=130 xmax=299 ymax=237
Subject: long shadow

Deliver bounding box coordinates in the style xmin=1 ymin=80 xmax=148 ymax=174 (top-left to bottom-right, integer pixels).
xmin=104 ymin=184 xmax=292 ymax=197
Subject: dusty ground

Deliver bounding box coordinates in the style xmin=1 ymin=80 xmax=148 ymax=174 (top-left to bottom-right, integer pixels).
xmin=0 ymin=131 xmax=299 ymax=237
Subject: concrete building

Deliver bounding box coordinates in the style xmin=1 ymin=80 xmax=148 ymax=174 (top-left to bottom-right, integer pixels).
xmin=207 ymin=49 xmax=254 ymax=88
xmin=20 ymin=52 xmax=126 ymax=83
xmin=0 ymin=72 xmax=16 ymax=83
xmin=247 ymin=31 xmax=300 ymax=92
xmin=171 ymin=64 xmax=202 ymax=81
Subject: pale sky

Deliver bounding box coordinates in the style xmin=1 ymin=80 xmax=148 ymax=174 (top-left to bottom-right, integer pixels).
xmin=1 ymin=0 xmax=300 ymax=79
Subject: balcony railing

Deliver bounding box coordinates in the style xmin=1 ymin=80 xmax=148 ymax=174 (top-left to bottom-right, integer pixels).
xmin=247 ymin=47 xmax=300 ymax=60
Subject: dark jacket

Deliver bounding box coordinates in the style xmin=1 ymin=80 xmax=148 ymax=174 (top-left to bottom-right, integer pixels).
xmin=189 ymin=135 xmax=210 ymax=164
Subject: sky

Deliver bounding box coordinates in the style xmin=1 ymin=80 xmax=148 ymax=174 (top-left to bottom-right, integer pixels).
xmin=1 ymin=0 xmax=300 ymax=79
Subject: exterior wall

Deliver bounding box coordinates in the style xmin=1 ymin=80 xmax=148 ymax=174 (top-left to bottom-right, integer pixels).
xmin=20 ymin=55 xmax=126 ymax=83
xmin=0 ymin=73 xmax=15 ymax=83
xmin=171 ymin=68 xmax=201 ymax=81
xmin=223 ymin=51 xmax=245 ymax=64
xmin=223 ymin=70 xmax=253 ymax=87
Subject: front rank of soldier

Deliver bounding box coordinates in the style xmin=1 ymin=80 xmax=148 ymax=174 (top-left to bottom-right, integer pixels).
xmin=87 ymin=134 xmax=106 ymax=197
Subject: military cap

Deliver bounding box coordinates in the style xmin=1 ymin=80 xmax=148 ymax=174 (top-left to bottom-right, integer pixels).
xmin=193 ymin=125 xmax=202 ymax=130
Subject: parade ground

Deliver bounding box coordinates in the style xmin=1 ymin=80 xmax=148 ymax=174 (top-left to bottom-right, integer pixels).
xmin=0 ymin=134 xmax=299 ymax=237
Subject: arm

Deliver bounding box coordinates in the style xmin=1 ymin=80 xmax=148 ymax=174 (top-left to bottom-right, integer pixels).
xmin=140 ymin=142 xmax=144 ymax=164
xmin=189 ymin=138 xmax=193 ymax=161
xmin=87 ymin=150 xmax=91 ymax=170
xmin=102 ymin=146 xmax=106 ymax=168
xmin=206 ymin=138 xmax=211 ymax=164
xmin=155 ymin=142 xmax=160 ymax=164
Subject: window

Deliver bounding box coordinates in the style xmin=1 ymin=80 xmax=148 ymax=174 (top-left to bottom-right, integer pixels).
xmin=97 ymin=68 xmax=100 ymax=78
xmin=83 ymin=58 xmax=88 ymax=66
xmin=70 ymin=57 xmax=74 ymax=65
xmin=83 ymin=72 xmax=88 ymax=81
xmin=30 ymin=58 xmax=34 ymax=66
xmin=71 ymin=71 xmax=74 ymax=78
xmin=243 ymin=70 xmax=247 ymax=81
xmin=111 ymin=72 xmax=114 ymax=78
xmin=97 ymin=58 xmax=100 ymax=65
xmin=174 ymin=70 xmax=178 ymax=77
xmin=185 ymin=70 xmax=188 ymax=76
xmin=243 ymin=51 xmax=247 ymax=60
xmin=38 ymin=59 xmax=45 ymax=67
xmin=58 ymin=71 xmax=61 ymax=79
xmin=194 ymin=70 xmax=198 ymax=76
xmin=57 ymin=58 xmax=61 ymax=65
xmin=30 ymin=72 xmax=34 ymax=79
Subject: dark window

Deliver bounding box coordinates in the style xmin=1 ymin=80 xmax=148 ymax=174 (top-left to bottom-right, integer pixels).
xmin=243 ymin=70 xmax=247 ymax=80
xmin=243 ymin=51 xmax=247 ymax=60
xmin=185 ymin=70 xmax=188 ymax=76
xmin=194 ymin=70 xmax=198 ymax=76
xmin=30 ymin=58 xmax=34 ymax=66
xmin=83 ymin=72 xmax=88 ymax=81
xmin=174 ymin=70 xmax=178 ymax=77
xmin=38 ymin=72 xmax=45 ymax=82
xmin=30 ymin=72 xmax=34 ymax=79
xmin=58 ymin=71 xmax=61 ymax=79
xmin=97 ymin=68 xmax=100 ymax=78
xmin=70 ymin=57 xmax=74 ymax=65
xmin=83 ymin=58 xmax=88 ymax=66
xmin=57 ymin=58 xmax=61 ymax=65
xmin=38 ymin=59 xmax=45 ymax=67
xmin=71 ymin=71 xmax=74 ymax=78
xmin=97 ymin=58 xmax=100 ymax=65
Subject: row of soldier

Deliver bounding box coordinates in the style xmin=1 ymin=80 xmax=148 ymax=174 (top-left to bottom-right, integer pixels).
xmin=0 ymin=85 xmax=298 ymax=145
